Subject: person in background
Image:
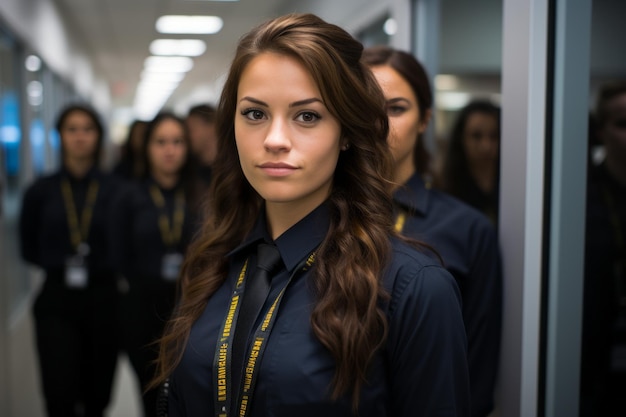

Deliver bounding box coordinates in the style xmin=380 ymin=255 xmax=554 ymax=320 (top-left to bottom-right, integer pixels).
xmin=186 ymin=103 xmax=218 ymax=187
xmin=438 ymin=100 xmax=501 ymax=224
xmin=363 ymin=45 xmax=502 ymax=417
xmin=19 ymin=103 xmax=119 ymax=417
xmin=112 ymin=119 xmax=148 ymax=180
xmin=150 ymin=13 xmax=469 ymax=417
xmin=109 ymin=112 xmax=200 ymax=417
xmin=581 ymin=81 xmax=626 ymax=416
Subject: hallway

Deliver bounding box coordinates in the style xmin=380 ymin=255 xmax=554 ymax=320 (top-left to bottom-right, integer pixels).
xmin=8 ymin=305 xmax=141 ymax=417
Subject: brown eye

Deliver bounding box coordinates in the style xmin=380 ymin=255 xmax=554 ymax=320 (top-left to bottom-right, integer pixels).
xmin=243 ymin=109 xmax=266 ymax=120
xmin=295 ymin=111 xmax=320 ymax=123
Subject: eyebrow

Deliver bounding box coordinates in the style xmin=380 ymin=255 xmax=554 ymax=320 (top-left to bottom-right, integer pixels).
xmin=239 ymin=96 xmax=323 ymax=108
xmin=386 ymin=97 xmax=411 ymax=105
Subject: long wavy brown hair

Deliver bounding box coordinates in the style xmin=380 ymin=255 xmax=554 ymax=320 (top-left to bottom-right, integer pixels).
xmin=151 ymin=13 xmax=397 ymax=407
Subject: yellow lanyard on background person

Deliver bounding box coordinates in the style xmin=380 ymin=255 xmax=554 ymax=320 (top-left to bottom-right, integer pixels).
xmin=213 ymin=251 xmax=316 ymax=417
xmin=149 ymin=184 xmax=185 ymax=248
xmin=60 ymin=178 xmax=99 ymax=252
xmin=394 ymin=211 xmax=407 ymax=233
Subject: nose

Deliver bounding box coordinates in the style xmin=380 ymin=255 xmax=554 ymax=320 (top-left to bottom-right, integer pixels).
xmin=478 ymin=135 xmax=498 ymax=153
xmin=264 ymin=118 xmax=291 ymax=152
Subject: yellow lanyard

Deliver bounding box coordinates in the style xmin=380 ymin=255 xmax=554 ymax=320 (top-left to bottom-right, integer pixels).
xmin=60 ymin=178 xmax=99 ymax=250
xmin=149 ymin=184 xmax=185 ymax=248
xmin=394 ymin=211 xmax=407 ymax=233
xmin=214 ymin=252 xmax=316 ymax=417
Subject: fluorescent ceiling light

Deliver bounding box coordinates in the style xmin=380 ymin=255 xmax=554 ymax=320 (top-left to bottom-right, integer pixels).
xmin=156 ymin=15 xmax=223 ymax=34
xmin=435 ymin=75 xmax=460 ymax=91
xmin=383 ymin=18 xmax=397 ymax=36
xmin=141 ymin=71 xmax=186 ymax=83
xmin=150 ymin=39 xmax=207 ymax=57
xmin=25 ymin=55 xmax=42 ymax=72
xmin=144 ymin=56 xmax=194 ymax=73
xmin=436 ymin=91 xmax=470 ymax=111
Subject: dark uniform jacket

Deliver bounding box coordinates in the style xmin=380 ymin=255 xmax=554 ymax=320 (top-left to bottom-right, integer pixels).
xmin=20 ymin=167 xmax=118 ymax=282
xmin=394 ymin=173 xmax=502 ymax=417
xmin=108 ymin=178 xmax=198 ymax=349
xmin=168 ymin=201 xmax=470 ymax=417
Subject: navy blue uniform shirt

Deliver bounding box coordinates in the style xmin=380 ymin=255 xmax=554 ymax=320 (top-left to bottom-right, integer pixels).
xmin=108 ymin=178 xmax=198 ymax=283
xmin=169 ymin=202 xmax=470 ymax=416
xmin=19 ymin=167 xmax=119 ymax=282
xmin=394 ymin=174 xmax=502 ymax=417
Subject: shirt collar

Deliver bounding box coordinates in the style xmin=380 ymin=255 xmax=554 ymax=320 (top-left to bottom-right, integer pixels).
xmin=393 ymin=173 xmax=430 ymax=216
xmin=61 ymin=165 xmax=99 ymax=182
xmin=228 ymin=201 xmax=330 ymax=272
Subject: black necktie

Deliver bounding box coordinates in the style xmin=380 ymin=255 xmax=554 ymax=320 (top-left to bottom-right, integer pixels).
xmin=231 ymin=242 xmax=282 ymax=409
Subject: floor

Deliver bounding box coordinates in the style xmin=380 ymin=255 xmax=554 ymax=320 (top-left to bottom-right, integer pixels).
xmin=8 ymin=304 xmax=142 ymax=417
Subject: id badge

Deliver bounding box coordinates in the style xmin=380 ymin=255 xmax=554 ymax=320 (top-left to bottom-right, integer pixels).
xmin=65 ymin=255 xmax=88 ymax=289
xmin=162 ymin=252 xmax=183 ymax=281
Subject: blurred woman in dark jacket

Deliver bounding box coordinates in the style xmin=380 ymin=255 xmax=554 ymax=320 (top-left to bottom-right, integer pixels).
xmin=109 ymin=112 xmax=200 ymax=417
xmin=19 ymin=103 xmax=119 ymax=417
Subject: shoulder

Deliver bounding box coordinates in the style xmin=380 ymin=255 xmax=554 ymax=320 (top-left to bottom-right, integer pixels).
xmin=385 ymin=238 xmax=462 ymax=316
xmin=423 ymin=189 xmax=498 ymax=251
xmin=23 ymin=172 xmax=61 ymax=199
xmin=429 ymin=188 xmax=494 ymax=230
xmin=110 ymin=179 xmax=146 ymax=208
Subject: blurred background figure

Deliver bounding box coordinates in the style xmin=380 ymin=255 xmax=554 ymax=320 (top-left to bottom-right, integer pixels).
xmin=112 ymin=120 xmax=148 ymax=181
xmin=363 ymin=46 xmax=502 ymax=417
xmin=18 ymin=103 xmax=119 ymax=417
xmin=185 ymin=103 xmax=217 ymax=188
xmin=581 ymin=81 xmax=626 ymax=416
xmin=108 ymin=112 xmax=200 ymax=417
xmin=438 ymin=100 xmax=501 ymax=224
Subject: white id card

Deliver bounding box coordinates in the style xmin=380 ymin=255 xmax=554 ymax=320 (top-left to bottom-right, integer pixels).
xmin=65 ymin=255 xmax=88 ymax=289
xmin=162 ymin=252 xmax=183 ymax=281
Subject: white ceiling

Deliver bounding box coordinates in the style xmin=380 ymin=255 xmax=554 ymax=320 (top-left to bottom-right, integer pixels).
xmin=52 ymin=0 xmax=292 ymax=112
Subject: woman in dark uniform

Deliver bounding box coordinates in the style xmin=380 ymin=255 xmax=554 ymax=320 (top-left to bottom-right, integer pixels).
xmin=150 ymin=13 xmax=469 ymax=417
xmin=438 ymin=100 xmax=501 ymax=224
xmin=363 ymin=46 xmax=502 ymax=417
xmin=109 ymin=112 xmax=199 ymax=417
xmin=19 ymin=103 xmax=119 ymax=417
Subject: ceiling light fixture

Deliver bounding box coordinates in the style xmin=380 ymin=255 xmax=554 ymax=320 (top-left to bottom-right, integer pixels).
xmin=143 ymin=56 xmax=194 ymax=73
xmin=156 ymin=15 xmax=223 ymax=34
xmin=150 ymin=39 xmax=207 ymax=57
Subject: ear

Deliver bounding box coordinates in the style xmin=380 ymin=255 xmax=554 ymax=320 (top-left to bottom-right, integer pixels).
xmin=418 ymin=108 xmax=433 ymax=134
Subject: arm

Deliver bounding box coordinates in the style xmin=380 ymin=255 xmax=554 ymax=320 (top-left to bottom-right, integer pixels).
xmin=387 ymin=264 xmax=470 ymax=416
xmin=464 ymin=223 xmax=502 ymax=417
xmin=19 ymin=183 xmax=43 ymax=267
xmin=107 ymin=183 xmax=135 ymax=277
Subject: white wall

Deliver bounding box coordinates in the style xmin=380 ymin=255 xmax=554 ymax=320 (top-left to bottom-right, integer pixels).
xmin=0 ymin=0 xmax=110 ymax=113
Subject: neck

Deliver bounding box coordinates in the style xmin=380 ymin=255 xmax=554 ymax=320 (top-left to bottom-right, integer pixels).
xmin=64 ymin=157 xmax=93 ymax=178
xmin=605 ymin=156 xmax=626 ymax=187
xmin=394 ymin=161 xmax=416 ymax=190
xmin=151 ymin=170 xmax=179 ymax=189
xmin=468 ymin=162 xmax=496 ymax=193
xmin=265 ymin=201 xmax=316 ymax=240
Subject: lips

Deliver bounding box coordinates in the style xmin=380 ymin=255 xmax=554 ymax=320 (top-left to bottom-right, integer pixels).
xmin=258 ymin=162 xmax=297 ymax=176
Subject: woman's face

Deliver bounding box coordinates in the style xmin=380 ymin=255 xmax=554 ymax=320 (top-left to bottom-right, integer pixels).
xmin=599 ymin=92 xmax=626 ymax=165
xmin=462 ymin=112 xmax=499 ymax=168
xmin=61 ymin=110 xmax=99 ymax=161
xmin=147 ymin=118 xmax=188 ymax=177
xmin=234 ymin=52 xmax=342 ymax=213
xmin=370 ymin=65 xmax=428 ymax=180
